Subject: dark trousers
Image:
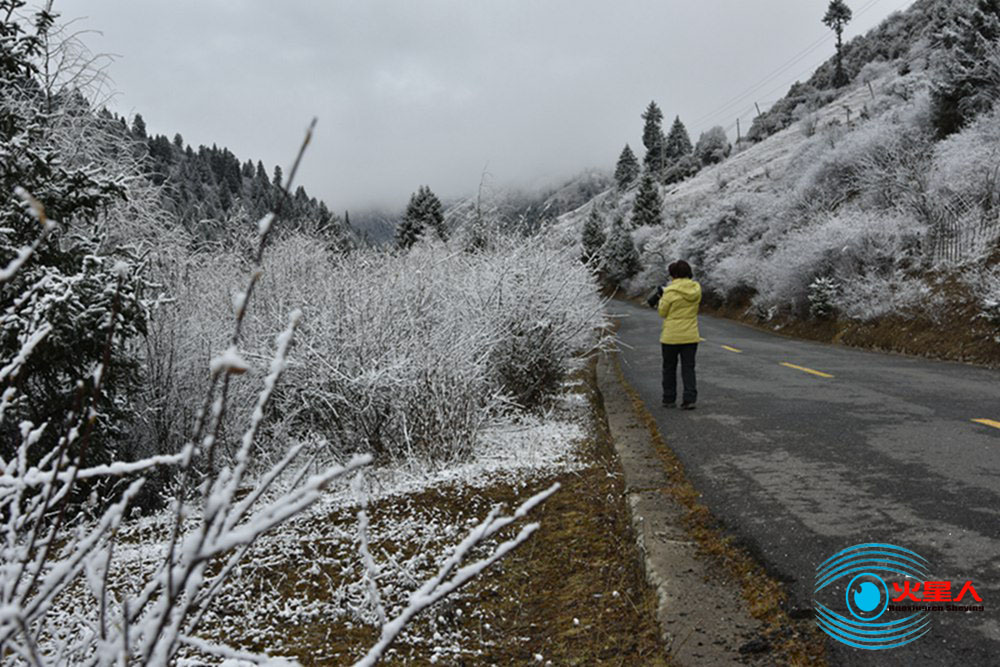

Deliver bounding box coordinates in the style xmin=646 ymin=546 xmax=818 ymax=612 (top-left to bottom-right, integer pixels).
xmin=661 ymin=343 xmax=697 ymax=405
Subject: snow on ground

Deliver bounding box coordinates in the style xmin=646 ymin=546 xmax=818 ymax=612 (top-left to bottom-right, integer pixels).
xmin=91 ymin=387 xmax=592 ymax=664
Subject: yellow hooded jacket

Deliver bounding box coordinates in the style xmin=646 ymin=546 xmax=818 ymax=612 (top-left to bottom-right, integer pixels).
xmin=657 ymin=278 xmax=702 ymax=344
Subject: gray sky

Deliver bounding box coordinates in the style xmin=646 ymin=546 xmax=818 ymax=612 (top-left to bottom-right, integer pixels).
xmin=60 ymin=0 xmax=915 ymax=212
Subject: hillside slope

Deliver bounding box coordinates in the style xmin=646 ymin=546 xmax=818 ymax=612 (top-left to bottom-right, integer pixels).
xmin=548 ymin=0 xmax=1000 ymax=367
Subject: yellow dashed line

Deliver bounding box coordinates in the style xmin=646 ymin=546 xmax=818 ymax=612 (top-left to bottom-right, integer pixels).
xmin=721 ymin=345 xmax=743 ymax=353
xmin=973 ymin=419 xmax=1000 ymax=430
xmin=780 ymin=362 xmax=834 ymax=379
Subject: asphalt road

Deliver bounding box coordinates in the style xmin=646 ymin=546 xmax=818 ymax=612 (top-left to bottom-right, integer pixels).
xmin=613 ymin=300 xmax=1000 ymax=666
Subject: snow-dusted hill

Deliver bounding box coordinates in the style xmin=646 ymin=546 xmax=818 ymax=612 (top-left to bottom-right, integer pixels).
xmin=545 ymin=0 xmax=1000 ymax=365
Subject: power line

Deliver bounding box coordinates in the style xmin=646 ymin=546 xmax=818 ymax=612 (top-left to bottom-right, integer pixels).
xmin=690 ymin=0 xmax=885 ymax=133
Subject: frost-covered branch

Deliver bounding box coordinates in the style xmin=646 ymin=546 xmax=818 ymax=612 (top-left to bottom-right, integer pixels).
xmin=355 ymin=482 xmax=560 ymax=667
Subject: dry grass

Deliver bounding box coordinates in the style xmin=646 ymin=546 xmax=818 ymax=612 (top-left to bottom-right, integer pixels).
xmin=192 ymin=358 xmax=669 ymax=665
xmin=610 ymin=354 xmax=829 ymax=666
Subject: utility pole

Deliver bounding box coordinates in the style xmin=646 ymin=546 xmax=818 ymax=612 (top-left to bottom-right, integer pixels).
xmin=754 ymin=102 xmax=762 ymax=117
xmin=736 ymin=118 xmax=741 ymax=143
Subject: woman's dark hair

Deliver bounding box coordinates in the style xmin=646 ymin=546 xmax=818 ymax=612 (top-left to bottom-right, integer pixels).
xmin=668 ymin=259 xmax=693 ymax=279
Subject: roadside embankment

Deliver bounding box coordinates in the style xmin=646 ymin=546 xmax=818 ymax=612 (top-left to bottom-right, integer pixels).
xmin=596 ymin=351 xmax=828 ymax=665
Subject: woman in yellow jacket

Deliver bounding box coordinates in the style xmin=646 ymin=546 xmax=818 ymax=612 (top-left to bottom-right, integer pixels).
xmin=657 ymin=260 xmax=702 ymax=409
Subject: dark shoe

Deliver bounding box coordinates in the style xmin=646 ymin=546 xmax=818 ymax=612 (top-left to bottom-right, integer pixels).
xmin=662 ymin=402 xmax=676 ymax=408
xmin=681 ymin=402 xmax=696 ymax=410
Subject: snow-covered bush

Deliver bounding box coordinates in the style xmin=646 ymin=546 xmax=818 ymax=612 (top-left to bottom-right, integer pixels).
xmin=789 ymin=96 xmax=935 ymax=217
xmin=928 ymin=105 xmax=1000 ymax=262
xmin=747 ymin=209 xmax=925 ymax=317
xmin=970 ymin=265 xmax=1000 ymax=324
xmin=148 ymin=232 xmax=603 ymax=466
xmin=694 ymin=126 xmax=731 ymax=165
xmin=808 ymin=276 xmax=839 ymax=319
xmin=832 ymin=269 xmax=933 ymax=321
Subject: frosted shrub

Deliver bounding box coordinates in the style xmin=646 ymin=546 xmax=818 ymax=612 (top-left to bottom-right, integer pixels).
xmin=808 ymin=276 xmax=839 ymax=319
xmin=751 ymin=209 xmax=923 ymax=316
xmin=287 ymin=245 xmax=495 ymax=463
xmin=160 ymin=234 xmax=605 ymax=465
xmin=929 ymin=106 xmax=1000 ymax=261
xmin=136 ymin=248 xmax=253 ymax=468
xmin=789 ymin=94 xmax=935 ymax=218
xmin=972 ymin=266 xmax=1000 ymax=324
xmin=471 ymin=240 xmax=601 ymax=407
xmin=832 ymin=269 xmax=933 ymax=321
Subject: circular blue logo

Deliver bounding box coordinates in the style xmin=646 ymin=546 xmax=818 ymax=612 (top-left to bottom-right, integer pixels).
xmin=813 ymin=543 xmax=932 ymax=650
xmin=846 ymin=573 xmax=888 ymax=621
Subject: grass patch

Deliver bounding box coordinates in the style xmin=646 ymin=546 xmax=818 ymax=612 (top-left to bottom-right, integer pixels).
xmin=611 ymin=353 xmax=829 ymax=666
xmin=190 ymin=359 xmax=669 ymax=665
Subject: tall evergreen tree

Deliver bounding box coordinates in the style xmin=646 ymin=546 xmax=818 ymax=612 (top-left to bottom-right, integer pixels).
xmin=605 ymin=217 xmax=641 ymax=287
xmin=580 ymin=206 xmax=607 ymax=264
xmin=823 ymin=0 xmax=853 ymax=87
xmin=631 ymin=172 xmax=663 ymax=228
xmin=396 ymin=185 xmax=446 ymax=249
xmin=0 ymin=1 xmax=146 ymax=469
xmin=614 ymin=144 xmax=640 ymax=190
xmin=641 ymin=101 xmax=666 ymax=174
xmin=664 ymin=116 xmax=694 ymax=162
xmin=131 ymin=112 xmax=147 ymax=139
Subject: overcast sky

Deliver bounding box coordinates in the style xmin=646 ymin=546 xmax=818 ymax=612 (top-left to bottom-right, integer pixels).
xmin=59 ymin=0 xmax=915 ymax=213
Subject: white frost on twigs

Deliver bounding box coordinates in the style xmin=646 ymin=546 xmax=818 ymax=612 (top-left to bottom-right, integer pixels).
xmin=0 ymin=453 xmax=187 ymax=487
xmin=354 ymin=482 xmax=560 ymax=667
xmin=112 ymin=261 xmax=130 ymax=278
xmin=257 ymin=213 xmax=276 ymax=236
xmin=210 ymin=345 xmax=250 ymax=375
xmin=179 ymin=634 xmax=297 ymax=665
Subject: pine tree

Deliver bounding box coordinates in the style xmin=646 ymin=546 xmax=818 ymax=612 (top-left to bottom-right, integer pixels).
xmin=631 ymin=172 xmax=663 ymax=228
xmin=0 ymin=1 xmax=146 ymax=470
xmin=580 ymin=206 xmax=607 ymax=264
xmin=396 ymin=185 xmax=447 ymax=249
xmin=605 ymin=217 xmax=641 ymax=287
xmin=823 ymin=0 xmax=853 ymax=87
xmin=614 ymin=144 xmax=640 ymax=190
xmin=131 ymin=112 xmax=147 ymax=139
xmin=931 ymin=0 xmax=1000 ymax=137
xmin=641 ymin=101 xmax=666 ymax=174
xmin=664 ymin=116 xmax=694 ymax=162
xmin=419 ymin=186 xmax=447 ymax=241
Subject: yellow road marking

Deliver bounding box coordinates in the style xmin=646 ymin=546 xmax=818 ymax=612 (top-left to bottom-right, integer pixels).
xmin=780 ymin=362 xmax=834 ymax=378
xmin=721 ymin=345 xmax=743 ymax=353
xmin=973 ymin=419 xmax=1000 ymax=430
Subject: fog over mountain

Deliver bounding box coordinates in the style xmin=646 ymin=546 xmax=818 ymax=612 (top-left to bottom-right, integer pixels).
xmin=61 ymin=0 xmax=914 ymax=212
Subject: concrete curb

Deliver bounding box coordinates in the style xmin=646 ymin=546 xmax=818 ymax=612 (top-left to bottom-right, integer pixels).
xmin=596 ymin=352 xmax=766 ymax=666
